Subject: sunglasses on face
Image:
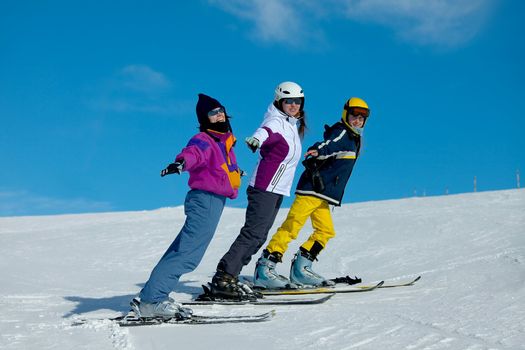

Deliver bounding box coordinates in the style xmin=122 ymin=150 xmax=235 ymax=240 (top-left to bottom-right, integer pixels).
xmin=283 ymin=98 xmax=302 ymax=105
xmin=208 ymin=107 xmax=225 ymax=117
xmin=346 ymin=106 xmax=370 ymax=118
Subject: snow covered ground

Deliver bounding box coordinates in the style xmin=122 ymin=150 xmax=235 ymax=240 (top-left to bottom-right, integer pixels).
xmin=1 ymin=189 xmax=524 ymax=350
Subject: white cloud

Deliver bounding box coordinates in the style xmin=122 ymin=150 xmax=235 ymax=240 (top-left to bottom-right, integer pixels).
xmin=119 ymin=64 xmax=172 ymax=93
xmin=0 ymin=190 xmax=113 ymax=216
xmin=88 ymin=65 xmax=193 ymax=116
xmin=210 ymin=0 xmax=494 ymax=48
xmin=209 ymin=0 xmax=322 ymax=47
xmin=343 ymin=0 xmax=493 ymax=47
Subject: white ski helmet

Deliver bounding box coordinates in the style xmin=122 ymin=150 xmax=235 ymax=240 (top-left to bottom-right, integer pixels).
xmin=274 ymin=81 xmax=304 ymax=102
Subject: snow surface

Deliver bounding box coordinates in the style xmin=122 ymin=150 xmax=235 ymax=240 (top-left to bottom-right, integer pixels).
xmin=1 ymin=189 xmax=524 ymax=350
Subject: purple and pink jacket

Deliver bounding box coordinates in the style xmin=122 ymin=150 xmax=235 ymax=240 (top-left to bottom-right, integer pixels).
xmin=249 ymin=103 xmax=302 ymax=196
xmin=176 ymin=130 xmax=240 ymax=199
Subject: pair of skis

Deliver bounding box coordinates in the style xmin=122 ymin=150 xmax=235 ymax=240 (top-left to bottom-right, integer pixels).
xmin=72 ymin=310 xmax=276 ymax=327
xmin=72 ymin=276 xmax=420 ymax=326
xmin=71 ymin=295 xmax=333 ymax=327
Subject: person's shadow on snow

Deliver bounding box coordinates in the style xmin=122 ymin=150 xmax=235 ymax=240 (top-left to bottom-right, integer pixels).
xmin=63 ymin=280 xmax=204 ymax=318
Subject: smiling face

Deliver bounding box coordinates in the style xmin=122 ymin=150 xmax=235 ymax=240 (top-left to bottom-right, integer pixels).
xmin=281 ymin=98 xmax=302 ymax=117
xmin=207 ymin=107 xmax=226 ymax=123
xmin=348 ymin=114 xmax=366 ymax=128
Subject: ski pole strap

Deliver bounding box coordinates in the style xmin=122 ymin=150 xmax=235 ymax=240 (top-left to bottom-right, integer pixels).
xmin=329 ymin=276 xmax=362 ymax=285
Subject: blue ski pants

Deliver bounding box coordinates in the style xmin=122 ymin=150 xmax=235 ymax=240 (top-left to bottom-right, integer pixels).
xmin=139 ymin=189 xmax=226 ymax=303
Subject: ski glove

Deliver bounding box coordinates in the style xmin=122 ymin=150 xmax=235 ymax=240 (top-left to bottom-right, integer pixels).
xmin=245 ymin=137 xmax=260 ymax=153
xmin=161 ymin=160 xmax=185 ymax=177
xmin=303 ymin=156 xmax=325 ymax=193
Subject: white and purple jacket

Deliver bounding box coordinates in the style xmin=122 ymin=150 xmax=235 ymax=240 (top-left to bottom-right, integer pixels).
xmin=249 ymin=103 xmax=302 ymax=196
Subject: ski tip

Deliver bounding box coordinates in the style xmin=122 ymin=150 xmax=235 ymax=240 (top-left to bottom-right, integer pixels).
xmin=404 ymin=275 xmax=421 ymax=286
xmin=400 ymin=276 xmax=421 ymax=286
xmin=317 ymin=293 xmax=335 ymax=302
xmin=259 ymin=309 xmax=276 ymax=321
xmin=377 ymin=281 xmax=385 ymax=288
xmin=325 ymin=293 xmax=336 ymax=300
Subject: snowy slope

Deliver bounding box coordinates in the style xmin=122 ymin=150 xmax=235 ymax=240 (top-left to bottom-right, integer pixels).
xmin=0 ymin=189 xmax=524 ymax=350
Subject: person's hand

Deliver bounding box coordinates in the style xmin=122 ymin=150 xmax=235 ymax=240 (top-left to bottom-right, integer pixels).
xmin=161 ymin=160 xmax=185 ymax=177
xmin=245 ymin=137 xmax=260 ymax=153
xmin=305 ymin=149 xmax=319 ymax=158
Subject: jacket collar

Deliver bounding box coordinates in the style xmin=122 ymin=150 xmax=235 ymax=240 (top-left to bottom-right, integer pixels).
xmin=206 ymin=129 xmax=235 ymax=143
xmin=341 ymin=118 xmax=363 ymax=137
xmin=266 ymin=103 xmax=299 ymax=126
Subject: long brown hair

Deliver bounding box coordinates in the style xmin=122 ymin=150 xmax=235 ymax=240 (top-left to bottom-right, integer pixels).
xmin=297 ymin=110 xmax=307 ymax=140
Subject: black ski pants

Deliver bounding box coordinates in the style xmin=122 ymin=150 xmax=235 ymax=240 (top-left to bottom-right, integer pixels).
xmin=217 ymin=186 xmax=283 ymax=277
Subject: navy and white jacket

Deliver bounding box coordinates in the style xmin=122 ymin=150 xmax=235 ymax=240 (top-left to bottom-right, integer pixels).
xmin=295 ymin=121 xmax=361 ymax=206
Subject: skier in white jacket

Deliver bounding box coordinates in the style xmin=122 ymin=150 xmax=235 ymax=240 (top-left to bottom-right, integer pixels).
xmin=248 ymin=102 xmax=302 ymax=195
xmin=206 ymin=81 xmax=307 ymax=300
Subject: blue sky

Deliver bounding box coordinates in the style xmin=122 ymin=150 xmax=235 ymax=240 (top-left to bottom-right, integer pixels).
xmin=1 ymin=0 xmax=524 ymax=216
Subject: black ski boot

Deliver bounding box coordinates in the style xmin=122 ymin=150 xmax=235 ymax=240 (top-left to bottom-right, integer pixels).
xmin=198 ymin=270 xmax=259 ymax=301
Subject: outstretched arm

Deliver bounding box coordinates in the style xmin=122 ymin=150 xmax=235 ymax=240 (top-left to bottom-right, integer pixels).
xmin=160 ymin=160 xmax=185 ymax=177
xmin=307 ymin=128 xmax=356 ymax=161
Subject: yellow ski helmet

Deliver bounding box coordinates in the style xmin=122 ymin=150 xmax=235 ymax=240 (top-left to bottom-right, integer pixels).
xmin=342 ymin=97 xmax=370 ymax=122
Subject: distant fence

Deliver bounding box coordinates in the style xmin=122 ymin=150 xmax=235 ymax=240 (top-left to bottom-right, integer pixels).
xmin=413 ymin=169 xmax=521 ymax=197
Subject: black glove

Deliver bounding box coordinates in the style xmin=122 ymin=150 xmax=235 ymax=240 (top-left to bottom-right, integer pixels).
xmin=245 ymin=137 xmax=260 ymax=153
xmin=302 ymin=156 xmax=324 ymax=192
xmin=330 ymin=276 xmax=362 ymax=285
xmin=161 ymin=160 xmax=185 ymax=177
xmin=302 ymin=155 xmax=316 ymax=170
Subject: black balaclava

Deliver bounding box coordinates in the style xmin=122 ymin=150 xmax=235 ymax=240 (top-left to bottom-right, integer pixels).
xmin=196 ymin=93 xmax=231 ymax=133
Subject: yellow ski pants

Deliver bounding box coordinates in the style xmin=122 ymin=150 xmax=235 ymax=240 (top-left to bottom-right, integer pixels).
xmin=266 ymin=195 xmax=336 ymax=255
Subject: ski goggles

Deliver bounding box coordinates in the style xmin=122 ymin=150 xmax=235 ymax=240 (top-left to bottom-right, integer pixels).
xmin=282 ymin=98 xmax=303 ymax=105
xmin=208 ymin=107 xmax=225 ymax=117
xmin=345 ymin=106 xmax=370 ymax=118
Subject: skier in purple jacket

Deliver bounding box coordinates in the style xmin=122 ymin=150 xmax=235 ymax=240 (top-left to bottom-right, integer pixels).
xmin=199 ymin=82 xmax=308 ymax=301
xmin=132 ymin=94 xmax=241 ymax=319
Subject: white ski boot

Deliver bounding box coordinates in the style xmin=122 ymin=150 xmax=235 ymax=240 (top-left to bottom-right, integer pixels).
xmin=130 ymin=297 xmax=192 ymax=319
xmin=253 ymin=250 xmax=297 ymax=289
xmin=289 ymin=250 xmax=335 ymax=287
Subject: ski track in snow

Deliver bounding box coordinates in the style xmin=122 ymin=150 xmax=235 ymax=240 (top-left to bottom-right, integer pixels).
xmin=1 ymin=189 xmax=524 ymax=350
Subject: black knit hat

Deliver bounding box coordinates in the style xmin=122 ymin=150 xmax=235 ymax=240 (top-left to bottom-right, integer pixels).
xmin=196 ymin=93 xmax=224 ymax=125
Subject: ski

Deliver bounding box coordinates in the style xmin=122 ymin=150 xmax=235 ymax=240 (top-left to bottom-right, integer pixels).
xmin=259 ymin=281 xmax=384 ymax=296
xmin=336 ymin=276 xmax=421 ymax=289
xmin=72 ymin=310 xmax=274 ymax=327
xmin=184 ymin=293 xmax=334 ymax=306
xmin=259 ymin=275 xmax=421 ymax=296
xmin=378 ymin=275 xmax=421 ymax=288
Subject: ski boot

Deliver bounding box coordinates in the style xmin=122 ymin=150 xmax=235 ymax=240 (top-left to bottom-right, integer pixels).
xmin=130 ymin=297 xmax=193 ymax=320
xmin=208 ymin=270 xmax=259 ymax=301
xmin=253 ymin=250 xmax=297 ymax=289
xmin=289 ymin=248 xmax=335 ymax=287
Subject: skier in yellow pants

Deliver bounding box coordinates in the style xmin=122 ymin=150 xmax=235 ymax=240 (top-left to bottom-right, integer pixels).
xmin=266 ymin=195 xmax=335 ymax=257
xmin=253 ymin=97 xmax=371 ymax=288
